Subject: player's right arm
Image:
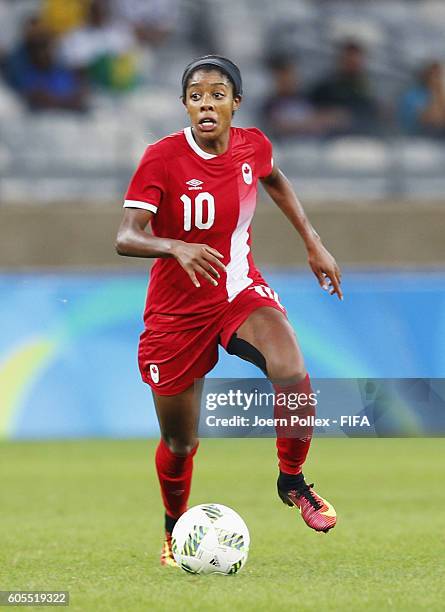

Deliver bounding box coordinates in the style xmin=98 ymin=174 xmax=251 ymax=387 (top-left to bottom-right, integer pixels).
xmin=115 ymin=208 xmax=225 ymax=288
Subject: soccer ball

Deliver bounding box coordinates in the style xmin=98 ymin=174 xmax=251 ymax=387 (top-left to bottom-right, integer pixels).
xmin=171 ymin=504 xmax=250 ymax=575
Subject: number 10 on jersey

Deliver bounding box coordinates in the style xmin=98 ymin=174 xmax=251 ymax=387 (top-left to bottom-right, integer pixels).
xmin=180 ymin=192 xmax=215 ymax=230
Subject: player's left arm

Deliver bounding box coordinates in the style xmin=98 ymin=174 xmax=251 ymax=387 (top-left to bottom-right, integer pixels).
xmin=261 ymin=165 xmax=343 ymax=300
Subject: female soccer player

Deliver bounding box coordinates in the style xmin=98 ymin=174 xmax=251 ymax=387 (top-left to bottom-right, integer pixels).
xmin=116 ymin=55 xmax=342 ymax=566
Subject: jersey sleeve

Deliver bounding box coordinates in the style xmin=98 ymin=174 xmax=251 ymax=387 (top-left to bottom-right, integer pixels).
xmin=123 ymin=144 xmax=167 ymax=214
xmin=246 ymin=127 xmax=274 ymax=178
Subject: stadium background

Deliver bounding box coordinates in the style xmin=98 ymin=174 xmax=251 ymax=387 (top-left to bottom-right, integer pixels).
xmin=2 ymin=6 xmax=444 ymax=611
xmin=0 ymin=0 xmax=444 ymax=439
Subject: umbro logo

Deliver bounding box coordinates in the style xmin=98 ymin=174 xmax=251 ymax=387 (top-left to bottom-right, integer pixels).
xmin=186 ymin=178 xmax=203 ymax=190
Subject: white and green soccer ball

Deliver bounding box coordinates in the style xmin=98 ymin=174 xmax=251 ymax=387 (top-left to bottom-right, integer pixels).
xmin=171 ymin=504 xmax=250 ymax=575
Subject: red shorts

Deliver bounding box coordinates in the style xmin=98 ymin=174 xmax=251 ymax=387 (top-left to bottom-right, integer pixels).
xmin=138 ymin=282 xmax=286 ymax=395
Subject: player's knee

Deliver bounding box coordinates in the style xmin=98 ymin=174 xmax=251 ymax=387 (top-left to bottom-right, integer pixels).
xmin=165 ymin=437 xmax=198 ymax=456
xmin=266 ymin=355 xmax=306 ymax=384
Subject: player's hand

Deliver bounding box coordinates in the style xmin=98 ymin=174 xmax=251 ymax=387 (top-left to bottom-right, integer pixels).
xmin=307 ymin=242 xmax=343 ymax=300
xmin=171 ymin=241 xmax=226 ymax=288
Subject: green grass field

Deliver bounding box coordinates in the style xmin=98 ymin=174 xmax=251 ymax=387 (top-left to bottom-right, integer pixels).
xmin=1 ymin=438 xmax=444 ymax=611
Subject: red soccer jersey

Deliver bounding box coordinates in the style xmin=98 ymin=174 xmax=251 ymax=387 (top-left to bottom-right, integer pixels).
xmin=124 ymin=126 xmax=273 ymax=328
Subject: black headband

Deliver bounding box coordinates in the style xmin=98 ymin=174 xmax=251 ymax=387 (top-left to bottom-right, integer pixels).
xmin=181 ymin=55 xmax=243 ymax=98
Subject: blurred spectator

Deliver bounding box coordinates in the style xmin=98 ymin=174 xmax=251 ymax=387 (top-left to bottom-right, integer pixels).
xmin=40 ymin=0 xmax=89 ymax=36
xmin=111 ymin=0 xmax=179 ymax=47
xmin=58 ymin=0 xmax=138 ymax=92
xmin=262 ymin=55 xmax=349 ymax=140
xmin=309 ymin=40 xmax=380 ymax=135
xmin=0 ymin=0 xmax=9 ymax=61
xmin=1 ymin=0 xmax=42 ymax=64
xmin=3 ymin=16 xmax=88 ymax=112
xmin=399 ymin=61 xmax=445 ymax=138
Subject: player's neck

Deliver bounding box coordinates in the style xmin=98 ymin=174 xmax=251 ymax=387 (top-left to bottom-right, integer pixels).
xmin=190 ymin=127 xmax=231 ymax=156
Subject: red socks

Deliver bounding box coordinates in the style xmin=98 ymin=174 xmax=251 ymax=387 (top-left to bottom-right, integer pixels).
xmin=155 ymin=438 xmax=198 ymax=520
xmin=274 ymin=373 xmax=315 ymax=475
